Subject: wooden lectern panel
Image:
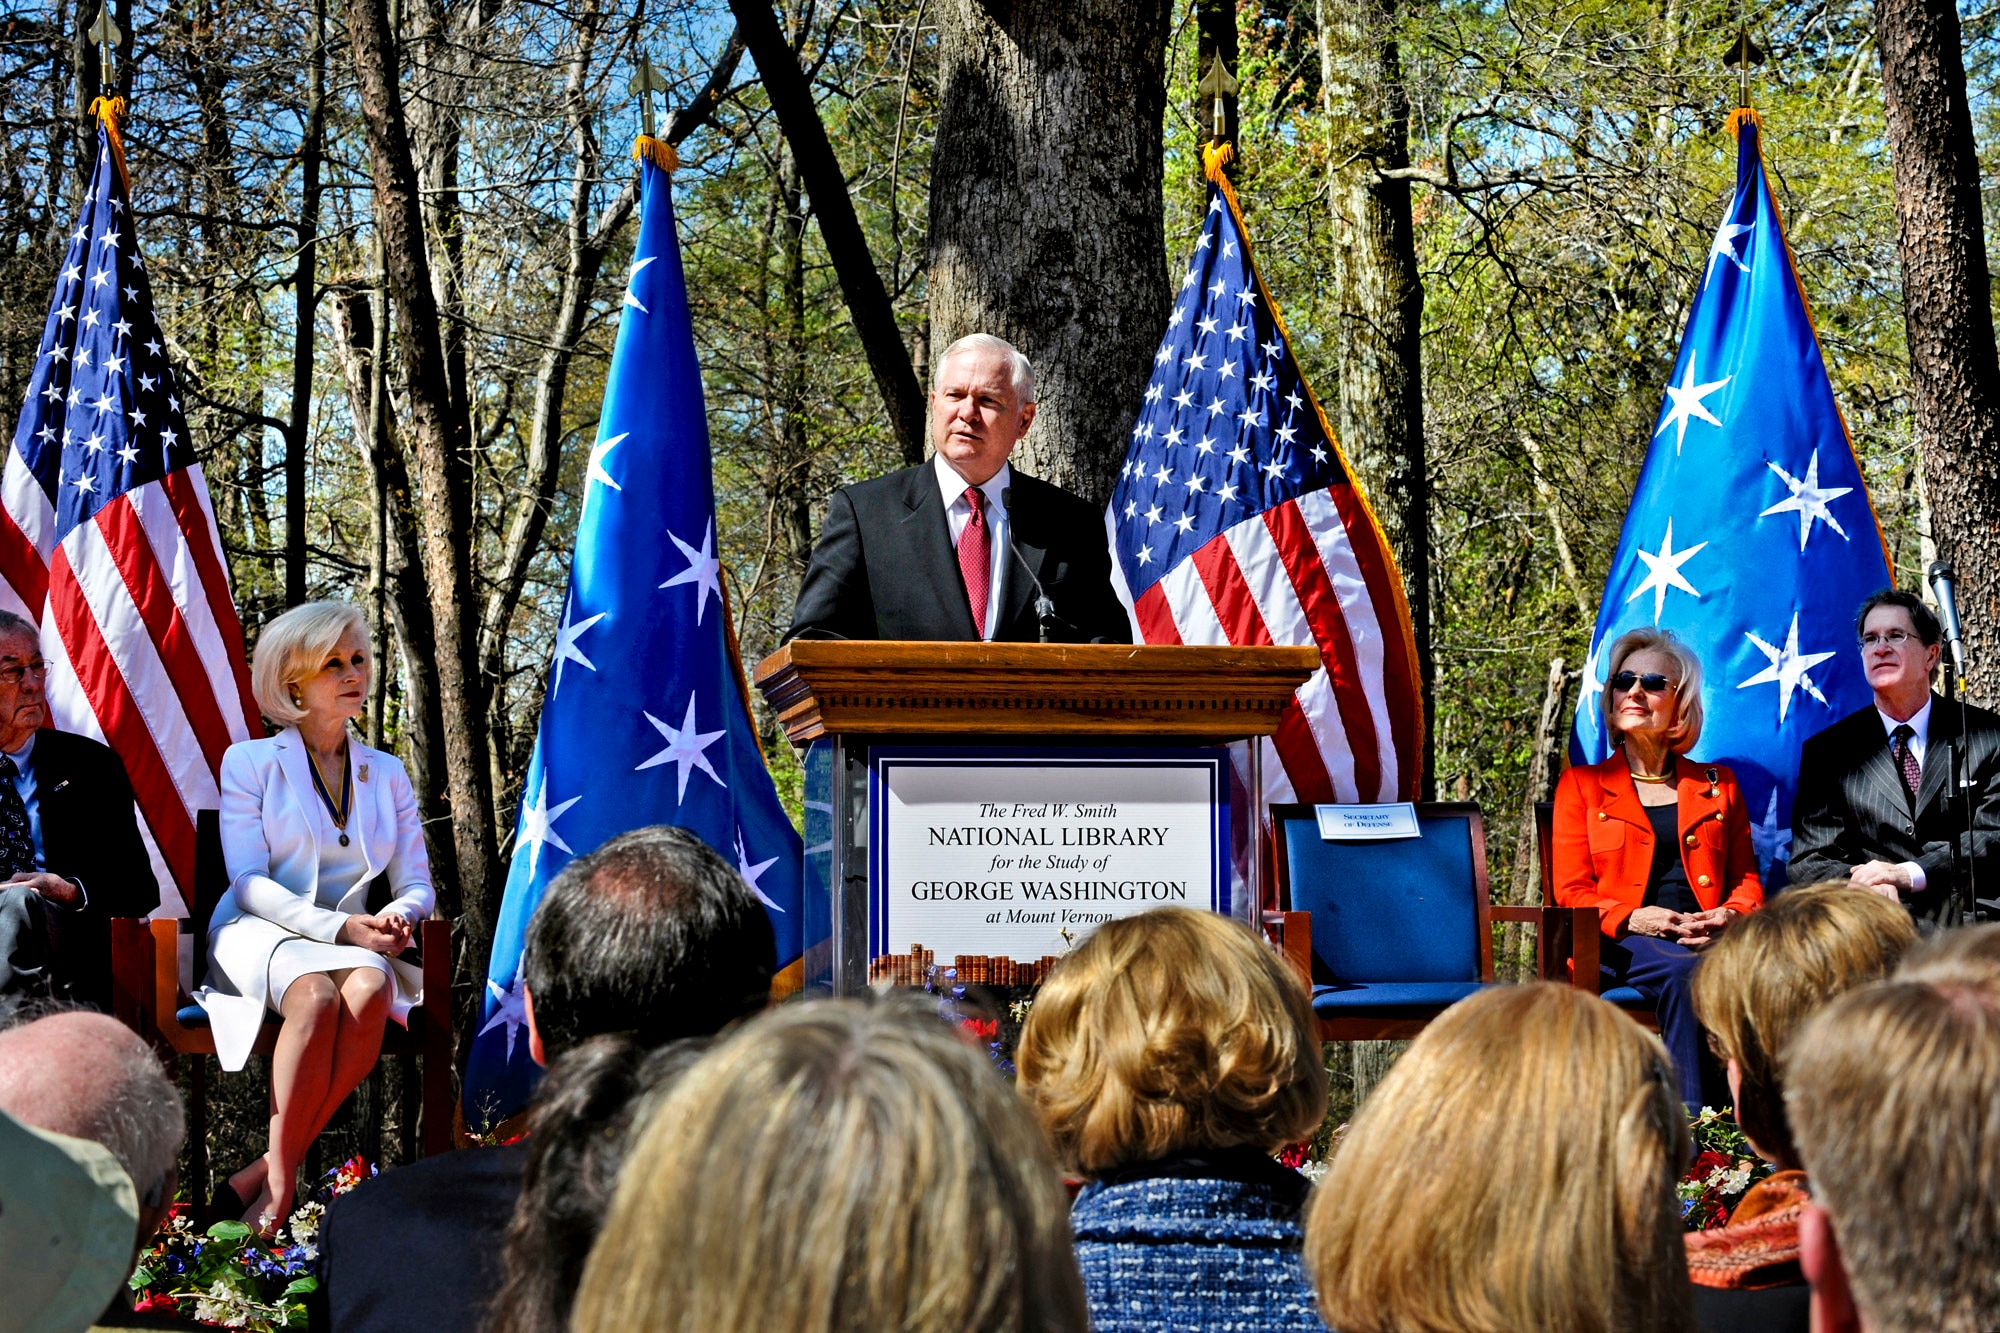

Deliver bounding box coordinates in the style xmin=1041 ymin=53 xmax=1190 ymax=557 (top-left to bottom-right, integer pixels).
xmin=751 ymin=641 xmax=1321 ymax=742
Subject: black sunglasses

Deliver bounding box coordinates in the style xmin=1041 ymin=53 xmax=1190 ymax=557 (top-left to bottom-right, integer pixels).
xmin=1609 ymin=671 xmax=1676 ymax=694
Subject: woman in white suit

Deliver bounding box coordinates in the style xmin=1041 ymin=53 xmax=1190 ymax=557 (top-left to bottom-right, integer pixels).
xmin=198 ymin=601 xmax=433 ymax=1230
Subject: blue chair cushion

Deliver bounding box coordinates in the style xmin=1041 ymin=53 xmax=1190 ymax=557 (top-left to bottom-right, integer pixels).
xmin=1281 ymin=810 xmax=1481 ymax=984
xmin=1312 ymin=981 xmax=1488 ymax=1012
xmin=1600 ymin=986 xmax=1650 ymax=1008
xmin=175 ymin=1005 xmax=210 ymax=1028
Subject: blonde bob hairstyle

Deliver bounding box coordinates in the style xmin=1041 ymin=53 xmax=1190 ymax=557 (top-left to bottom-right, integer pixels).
xmin=1016 ymin=906 xmax=1327 ymax=1176
xmin=1306 ymin=984 xmax=1695 ymax=1333
xmin=569 ymin=996 xmax=1089 ymax=1333
xmin=1601 ymin=626 xmax=1706 ymax=753
xmin=1689 ymin=881 xmax=1916 ymax=1169
xmin=250 ymin=600 xmax=368 ymax=728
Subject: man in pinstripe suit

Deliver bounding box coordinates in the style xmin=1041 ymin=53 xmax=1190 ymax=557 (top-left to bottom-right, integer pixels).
xmin=1790 ymin=590 xmax=2000 ymax=930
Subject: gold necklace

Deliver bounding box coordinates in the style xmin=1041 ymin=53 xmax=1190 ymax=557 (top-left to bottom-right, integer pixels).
xmin=1629 ymin=758 xmax=1677 ymax=785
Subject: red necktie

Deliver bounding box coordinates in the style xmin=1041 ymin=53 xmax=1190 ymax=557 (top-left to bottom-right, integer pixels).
xmin=1893 ymin=724 xmax=1922 ymax=804
xmin=957 ymin=485 xmax=990 ymax=638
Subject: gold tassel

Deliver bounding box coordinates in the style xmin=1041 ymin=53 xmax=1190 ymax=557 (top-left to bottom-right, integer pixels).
xmin=88 ymin=95 xmax=131 ymax=193
xmin=633 ymin=134 xmax=679 ymax=174
xmin=1725 ymin=106 xmax=1762 ymax=139
xmin=1202 ymin=139 xmax=1235 ymax=184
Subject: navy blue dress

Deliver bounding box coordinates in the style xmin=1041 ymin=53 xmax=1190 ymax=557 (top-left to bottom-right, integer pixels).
xmin=1069 ymin=1147 xmax=1329 ymax=1332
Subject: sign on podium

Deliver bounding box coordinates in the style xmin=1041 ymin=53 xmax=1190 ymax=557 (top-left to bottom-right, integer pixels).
xmin=753 ymin=641 xmax=1319 ymax=994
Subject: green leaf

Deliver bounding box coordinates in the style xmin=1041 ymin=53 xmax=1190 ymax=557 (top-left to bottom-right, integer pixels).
xmin=128 ymin=1266 xmax=155 ymax=1289
xmin=206 ymin=1219 xmax=254 ymax=1242
xmin=282 ymin=1277 xmax=319 ymax=1298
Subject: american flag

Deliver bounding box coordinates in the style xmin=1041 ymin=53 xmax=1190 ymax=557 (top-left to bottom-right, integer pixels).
xmin=1108 ymin=153 xmax=1423 ymax=806
xmin=1 ymin=114 xmax=260 ymax=913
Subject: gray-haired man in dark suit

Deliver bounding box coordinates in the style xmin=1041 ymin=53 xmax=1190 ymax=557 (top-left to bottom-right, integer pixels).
xmin=1790 ymin=589 xmax=2000 ymax=929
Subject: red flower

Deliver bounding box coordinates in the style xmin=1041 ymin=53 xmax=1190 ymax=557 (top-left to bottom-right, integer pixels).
xmin=1276 ymin=1142 xmax=1311 ymax=1169
xmin=132 ymin=1294 xmax=178 ymax=1315
xmin=961 ymin=1018 xmax=999 ymax=1041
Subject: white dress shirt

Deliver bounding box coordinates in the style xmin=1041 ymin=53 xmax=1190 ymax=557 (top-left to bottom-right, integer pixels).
xmin=934 ymin=453 xmax=1011 ymax=641
xmin=1877 ymin=696 xmax=1934 ymax=891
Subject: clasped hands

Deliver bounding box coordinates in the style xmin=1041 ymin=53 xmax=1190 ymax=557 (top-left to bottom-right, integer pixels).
xmin=335 ymin=910 xmax=415 ymax=955
xmin=1848 ymin=860 xmax=1915 ymax=902
xmin=1624 ymin=904 xmax=1735 ymax=950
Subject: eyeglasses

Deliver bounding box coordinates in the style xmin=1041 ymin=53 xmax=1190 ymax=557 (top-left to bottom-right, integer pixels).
xmin=0 ymin=660 xmax=48 ymax=686
xmin=1860 ymin=630 xmax=1916 ymax=648
xmin=1610 ymin=671 xmax=1676 ymax=695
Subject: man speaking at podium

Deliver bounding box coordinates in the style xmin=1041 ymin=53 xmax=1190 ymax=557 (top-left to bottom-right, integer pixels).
xmin=786 ymin=333 xmax=1131 ymax=644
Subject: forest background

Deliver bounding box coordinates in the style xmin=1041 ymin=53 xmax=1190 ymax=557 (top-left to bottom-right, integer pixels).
xmin=0 ymin=0 xmax=1989 ymax=1146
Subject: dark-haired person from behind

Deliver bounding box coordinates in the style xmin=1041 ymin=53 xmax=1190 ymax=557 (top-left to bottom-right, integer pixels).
xmin=1683 ymin=883 xmax=1917 ymax=1333
xmin=309 ymin=825 xmax=775 ymax=1333
xmin=1790 ymin=588 xmax=2000 ymax=929
xmin=483 ymin=1034 xmax=710 ymax=1333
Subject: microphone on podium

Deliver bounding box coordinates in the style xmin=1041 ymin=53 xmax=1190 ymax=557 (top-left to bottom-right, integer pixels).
xmin=1000 ymin=487 xmax=1058 ymax=643
xmin=1929 ymin=560 xmax=1968 ymax=679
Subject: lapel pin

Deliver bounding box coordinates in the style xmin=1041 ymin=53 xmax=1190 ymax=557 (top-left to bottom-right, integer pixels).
xmin=358 ymin=763 xmax=369 ymax=784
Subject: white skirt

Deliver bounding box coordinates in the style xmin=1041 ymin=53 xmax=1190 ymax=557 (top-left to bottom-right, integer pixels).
xmin=265 ymin=937 xmax=394 ymax=1010
xmin=199 ymin=913 xmax=425 ymax=1071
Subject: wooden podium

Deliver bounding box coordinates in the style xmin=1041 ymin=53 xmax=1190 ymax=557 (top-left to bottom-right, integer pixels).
xmin=752 ymin=642 xmax=1319 ymax=993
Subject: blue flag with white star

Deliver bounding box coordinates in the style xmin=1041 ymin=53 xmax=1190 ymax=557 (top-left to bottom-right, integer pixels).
xmin=462 ymin=142 xmax=804 ymax=1128
xmin=1570 ymin=111 xmax=1892 ymax=882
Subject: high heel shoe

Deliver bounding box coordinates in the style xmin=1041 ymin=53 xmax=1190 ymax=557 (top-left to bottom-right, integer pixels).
xmin=200 ymin=1180 xmax=247 ymax=1230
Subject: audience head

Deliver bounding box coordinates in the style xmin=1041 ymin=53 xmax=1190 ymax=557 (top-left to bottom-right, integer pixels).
xmin=1016 ymin=906 xmax=1326 ymax=1175
xmin=571 ymin=996 xmax=1089 ymax=1333
xmin=1690 ymin=880 xmax=1917 ymax=1168
xmin=1 ymin=1107 xmax=142 ymax=1333
xmin=0 ymin=1009 xmax=185 ymax=1249
xmin=1785 ymin=925 xmax=2000 ymax=1333
xmin=1306 ymin=983 xmax=1693 ymax=1333
xmin=250 ymin=599 xmax=369 ymax=728
xmin=485 ymin=1034 xmax=710 ymax=1333
xmin=521 ymin=825 xmax=775 ymax=1063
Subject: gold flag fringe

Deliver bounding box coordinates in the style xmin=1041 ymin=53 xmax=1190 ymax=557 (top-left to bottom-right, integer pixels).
xmin=89 ymin=96 xmax=130 ymax=193
xmin=1725 ymin=106 xmax=1762 ymax=139
xmin=633 ymin=135 xmax=679 ymax=174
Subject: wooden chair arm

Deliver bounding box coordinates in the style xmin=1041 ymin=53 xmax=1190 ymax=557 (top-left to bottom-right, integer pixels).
xmin=1261 ymin=909 xmax=1311 ymax=990
xmin=109 ymin=917 xmax=155 ymax=1034
xmin=416 ymin=918 xmax=452 ymax=1018
xmin=149 ymin=917 xmax=183 ymax=1020
xmin=1488 ymin=905 xmax=1603 ymax=987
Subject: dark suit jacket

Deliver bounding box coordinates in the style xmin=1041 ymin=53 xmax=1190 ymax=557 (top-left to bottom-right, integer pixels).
xmin=786 ymin=465 xmax=1132 ymax=644
xmin=36 ymin=728 xmax=159 ymax=1010
xmin=309 ymin=1142 xmax=527 ymax=1333
xmin=1789 ymin=695 xmax=2000 ymax=928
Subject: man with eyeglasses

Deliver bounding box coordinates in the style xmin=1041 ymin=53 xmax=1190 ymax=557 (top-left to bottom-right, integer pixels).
xmin=1790 ymin=589 xmax=2000 ymax=929
xmin=0 ymin=610 xmax=158 ymax=1009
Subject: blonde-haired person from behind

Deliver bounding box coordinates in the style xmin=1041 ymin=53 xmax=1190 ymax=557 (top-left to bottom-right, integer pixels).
xmin=1785 ymin=924 xmax=2000 ymax=1333
xmin=197 ymin=600 xmax=432 ymax=1231
xmin=570 ymin=995 xmax=1088 ymax=1333
xmin=1306 ymin=983 xmax=1695 ymax=1333
xmin=1682 ymin=882 xmax=1917 ymax=1331
xmin=1015 ymin=906 xmax=1328 ymax=1332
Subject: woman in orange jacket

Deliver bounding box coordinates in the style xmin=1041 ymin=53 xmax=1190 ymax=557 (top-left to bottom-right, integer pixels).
xmin=1553 ymin=627 xmax=1764 ymax=1107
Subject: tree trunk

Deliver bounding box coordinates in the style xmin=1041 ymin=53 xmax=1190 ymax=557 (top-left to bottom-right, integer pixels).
xmin=1876 ymin=0 xmax=2000 ymax=700
xmin=926 ymin=0 xmax=1172 ymax=507
xmin=1501 ymin=656 xmax=1567 ymax=979
xmin=1350 ymin=1038 xmax=1406 ymax=1108
xmin=326 ymin=284 xmax=458 ymax=890
xmin=728 ymin=0 xmax=928 ymax=465
xmin=285 ymin=0 xmax=326 ymax=609
xmin=1319 ymin=0 xmax=1433 ymax=789
xmin=347 ymin=0 xmax=496 ymax=942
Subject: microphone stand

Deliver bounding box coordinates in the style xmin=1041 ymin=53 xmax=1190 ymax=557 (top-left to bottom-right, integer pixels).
xmin=1000 ymin=487 xmax=1059 ymax=643
xmin=1950 ymin=655 xmax=1981 ymax=924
